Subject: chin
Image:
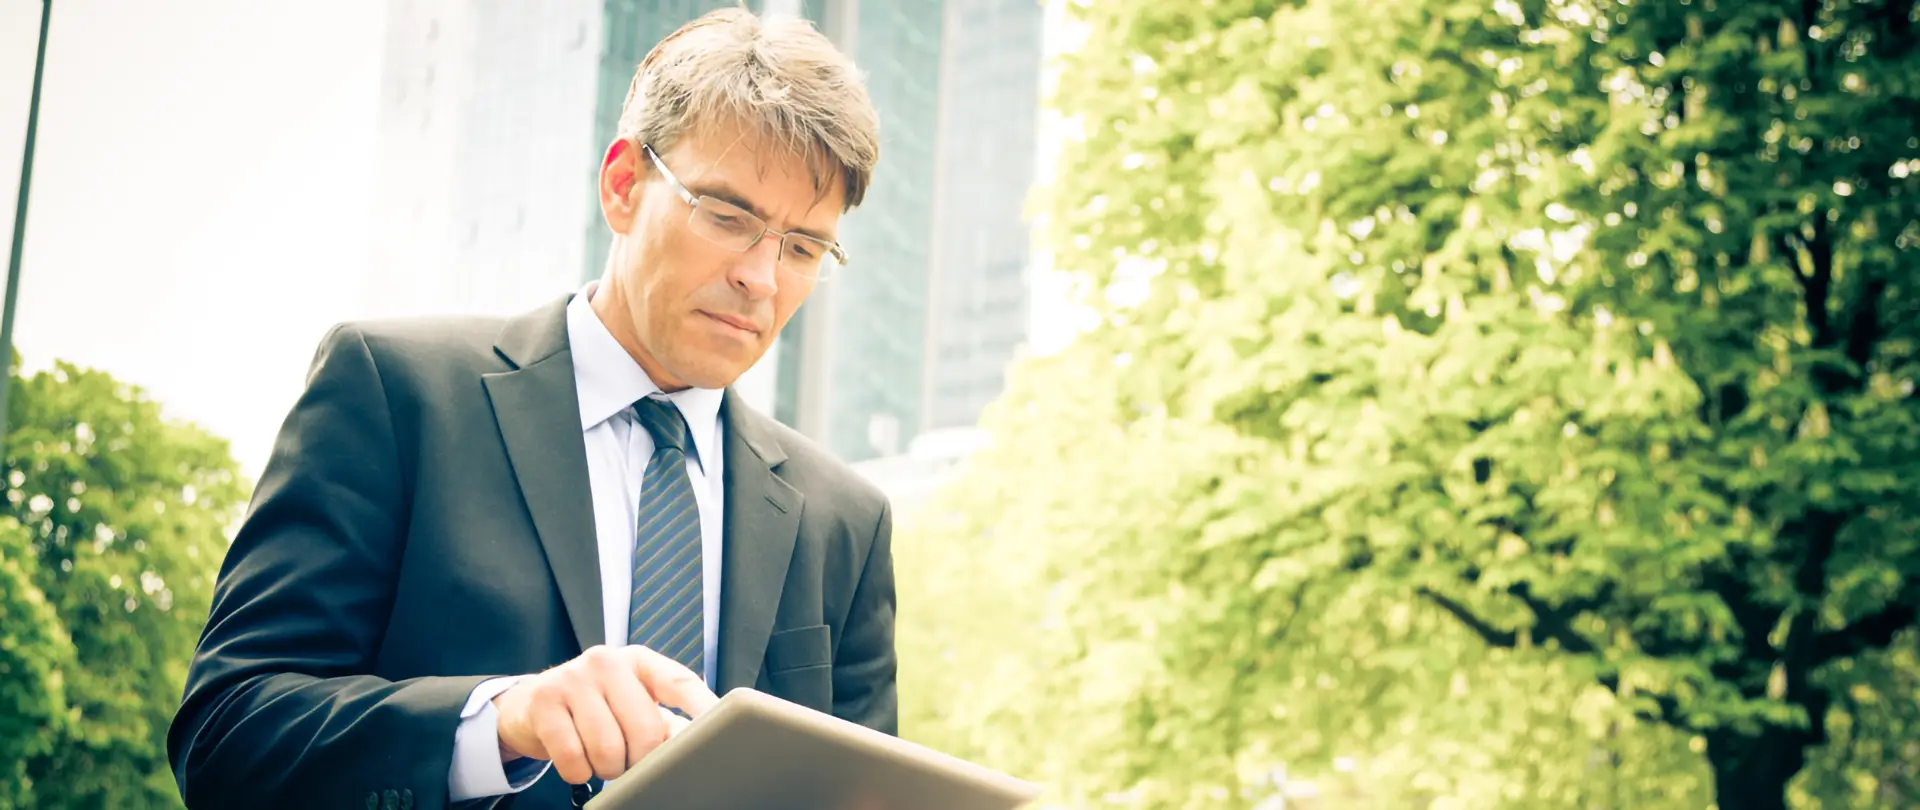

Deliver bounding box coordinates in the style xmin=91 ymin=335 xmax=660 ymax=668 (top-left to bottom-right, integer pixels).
xmin=671 ymin=359 xmax=750 ymax=391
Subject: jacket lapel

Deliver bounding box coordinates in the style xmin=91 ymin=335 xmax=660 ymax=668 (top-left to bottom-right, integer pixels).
xmin=717 ymin=390 xmax=803 ymax=692
xmin=481 ymin=295 xmax=605 ymax=654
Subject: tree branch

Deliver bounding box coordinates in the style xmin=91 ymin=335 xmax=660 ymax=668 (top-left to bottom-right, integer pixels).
xmin=1799 ymin=0 xmax=1826 ymax=82
xmin=1801 ymin=220 xmax=1835 ymax=350
xmin=1419 ymin=588 xmax=1518 ymax=648
xmin=1704 ymin=551 xmax=1782 ymax=687
xmin=1271 ymin=580 xmax=1313 ymax=644
xmin=1779 ymin=232 xmax=1812 ymax=298
xmin=1421 ymin=586 xmax=1697 ymax=732
xmin=1815 ymin=601 xmax=1920 ymax=665
xmin=1882 ymin=0 xmax=1915 ymax=50
xmin=1844 ymin=276 xmax=1884 ymax=374
xmin=1513 ymin=581 xmax=1606 ymax=655
xmin=1773 ymin=509 xmax=1844 ymax=747
xmin=1595 ymin=670 xmax=1697 ymax=734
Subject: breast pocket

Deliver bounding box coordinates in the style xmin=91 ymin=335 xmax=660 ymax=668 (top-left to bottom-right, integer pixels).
xmin=763 ymin=624 xmax=832 ymax=711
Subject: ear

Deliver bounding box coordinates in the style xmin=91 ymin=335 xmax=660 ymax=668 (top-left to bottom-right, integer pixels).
xmin=599 ymin=139 xmax=644 ymax=234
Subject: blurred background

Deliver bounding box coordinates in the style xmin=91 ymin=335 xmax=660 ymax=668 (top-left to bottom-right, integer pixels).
xmin=0 ymin=1 xmax=1915 ymax=809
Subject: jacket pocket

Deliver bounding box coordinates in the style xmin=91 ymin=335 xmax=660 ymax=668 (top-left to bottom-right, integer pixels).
xmin=763 ymin=624 xmax=832 ymax=711
xmin=765 ymin=624 xmax=832 ymax=672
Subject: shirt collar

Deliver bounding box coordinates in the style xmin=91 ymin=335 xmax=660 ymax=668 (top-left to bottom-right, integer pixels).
xmin=565 ymin=283 xmax=725 ymax=469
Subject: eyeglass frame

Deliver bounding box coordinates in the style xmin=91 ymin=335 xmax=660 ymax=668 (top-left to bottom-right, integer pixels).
xmin=640 ymin=142 xmax=850 ymax=277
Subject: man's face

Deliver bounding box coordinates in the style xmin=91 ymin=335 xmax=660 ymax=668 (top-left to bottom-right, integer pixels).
xmin=596 ymin=122 xmax=844 ymax=391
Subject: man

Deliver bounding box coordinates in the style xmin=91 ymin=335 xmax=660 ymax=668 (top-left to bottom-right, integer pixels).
xmin=167 ymin=10 xmax=891 ymax=810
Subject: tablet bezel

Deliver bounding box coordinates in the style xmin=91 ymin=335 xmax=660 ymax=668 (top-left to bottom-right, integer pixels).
xmin=587 ymin=688 xmax=1040 ymax=810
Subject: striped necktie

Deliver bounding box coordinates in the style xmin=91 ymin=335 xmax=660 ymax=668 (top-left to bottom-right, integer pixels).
xmin=626 ymin=397 xmax=704 ymax=677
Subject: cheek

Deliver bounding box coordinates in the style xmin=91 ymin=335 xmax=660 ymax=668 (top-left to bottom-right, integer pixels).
xmin=633 ymin=228 xmax=696 ymax=309
xmin=772 ymin=279 xmax=815 ymax=327
xmin=639 ymin=275 xmax=689 ymax=343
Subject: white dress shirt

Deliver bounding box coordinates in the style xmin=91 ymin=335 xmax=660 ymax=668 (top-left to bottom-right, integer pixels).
xmin=448 ymin=284 xmax=728 ymax=801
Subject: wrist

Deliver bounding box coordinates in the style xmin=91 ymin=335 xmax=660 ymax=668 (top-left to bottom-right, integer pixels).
xmin=493 ymin=689 xmax=527 ymax=763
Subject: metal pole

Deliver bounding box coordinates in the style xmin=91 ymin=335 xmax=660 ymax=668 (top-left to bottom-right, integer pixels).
xmin=0 ymin=0 xmax=54 ymax=461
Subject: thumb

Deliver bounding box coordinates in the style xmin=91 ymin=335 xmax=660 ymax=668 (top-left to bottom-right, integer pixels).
xmin=626 ymin=646 xmax=721 ymax=718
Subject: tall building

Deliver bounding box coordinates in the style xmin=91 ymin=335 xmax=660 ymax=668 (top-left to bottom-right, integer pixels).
xmin=772 ymin=0 xmax=1042 ymax=462
xmin=368 ymin=0 xmax=605 ymax=319
xmin=924 ymin=0 xmax=1043 ymax=432
xmin=782 ymin=0 xmax=948 ymax=461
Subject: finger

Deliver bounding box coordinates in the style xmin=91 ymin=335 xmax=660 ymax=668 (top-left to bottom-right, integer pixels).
xmin=657 ymin=703 xmax=693 ymax=736
xmin=535 ymin=699 xmax=592 ymax=785
xmin=567 ymin=687 xmax=630 ymax=781
xmin=626 ymin=646 xmax=720 ymax=718
xmin=599 ymin=657 xmax=669 ymax=768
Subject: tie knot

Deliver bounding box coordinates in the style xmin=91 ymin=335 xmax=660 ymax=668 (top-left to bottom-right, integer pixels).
xmin=632 ymin=397 xmax=695 ymax=462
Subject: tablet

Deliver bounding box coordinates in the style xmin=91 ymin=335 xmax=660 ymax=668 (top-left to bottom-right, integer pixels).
xmin=587 ymin=688 xmax=1042 ymax=810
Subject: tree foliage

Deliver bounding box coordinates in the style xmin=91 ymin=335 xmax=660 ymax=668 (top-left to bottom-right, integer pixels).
xmin=0 ymin=361 xmax=248 ymax=809
xmin=0 ymin=516 xmax=72 ymax=810
xmin=899 ymin=0 xmax=1918 ymax=808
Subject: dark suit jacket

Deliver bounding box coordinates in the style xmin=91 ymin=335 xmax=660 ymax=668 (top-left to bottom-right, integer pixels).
xmin=167 ymin=295 xmax=897 ymax=810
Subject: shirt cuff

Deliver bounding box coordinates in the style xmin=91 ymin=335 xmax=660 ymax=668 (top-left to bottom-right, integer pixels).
xmin=449 ymin=676 xmax=552 ymax=802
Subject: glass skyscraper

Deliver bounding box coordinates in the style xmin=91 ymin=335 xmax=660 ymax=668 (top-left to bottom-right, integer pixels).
xmin=924 ymin=0 xmax=1042 ymax=432
xmin=807 ymin=0 xmax=947 ymax=460
xmin=778 ymin=0 xmax=1041 ymax=460
xmin=369 ymin=0 xmax=605 ymax=319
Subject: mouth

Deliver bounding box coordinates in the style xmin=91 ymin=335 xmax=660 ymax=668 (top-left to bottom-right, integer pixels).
xmin=698 ymin=310 xmax=762 ymax=337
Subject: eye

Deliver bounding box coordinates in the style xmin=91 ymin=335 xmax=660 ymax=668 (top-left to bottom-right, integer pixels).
xmin=701 ymin=208 xmax=755 ymax=234
xmin=789 ymin=240 xmax=819 ymax=259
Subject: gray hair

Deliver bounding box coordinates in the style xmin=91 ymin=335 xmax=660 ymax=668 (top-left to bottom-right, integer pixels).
xmin=617 ymin=7 xmax=880 ymax=210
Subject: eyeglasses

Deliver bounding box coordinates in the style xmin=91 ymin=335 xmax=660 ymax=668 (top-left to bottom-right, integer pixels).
xmin=642 ymin=143 xmax=847 ymax=281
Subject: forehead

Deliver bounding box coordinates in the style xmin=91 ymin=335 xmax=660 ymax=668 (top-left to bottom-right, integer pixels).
xmin=661 ymin=123 xmax=846 ymax=232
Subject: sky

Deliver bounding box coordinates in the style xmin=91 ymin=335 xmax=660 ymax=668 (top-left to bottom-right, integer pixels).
xmin=0 ymin=1 xmax=1081 ymax=480
xmin=0 ymin=0 xmax=389 ymax=477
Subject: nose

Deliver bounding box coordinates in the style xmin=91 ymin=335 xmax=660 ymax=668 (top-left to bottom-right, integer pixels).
xmin=728 ymin=236 xmax=781 ymax=300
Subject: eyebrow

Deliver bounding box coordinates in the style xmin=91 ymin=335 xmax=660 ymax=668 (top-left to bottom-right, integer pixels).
xmin=687 ymin=179 xmax=839 ymax=245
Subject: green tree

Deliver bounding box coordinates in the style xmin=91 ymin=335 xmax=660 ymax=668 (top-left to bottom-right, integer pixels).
xmin=4 ymin=362 xmax=248 ymax=808
xmin=0 ymin=516 xmax=74 ymax=810
xmin=902 ymin=0 xmax=1917 ymax=808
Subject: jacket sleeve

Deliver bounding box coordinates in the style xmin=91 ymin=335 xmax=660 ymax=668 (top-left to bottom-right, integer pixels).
xmin=831 ymin=500 xmax=899 ymax=735
xmin=168 ymin=323 xmax=487 ymax=810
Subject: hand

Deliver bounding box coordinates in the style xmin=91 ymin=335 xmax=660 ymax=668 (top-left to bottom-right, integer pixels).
xmin=493 ymin=645 xmax=719 ymax=784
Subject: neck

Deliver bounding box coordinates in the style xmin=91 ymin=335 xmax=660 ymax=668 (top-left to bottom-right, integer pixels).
xmin=588 ymin=276 xmax=689 ymax=393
